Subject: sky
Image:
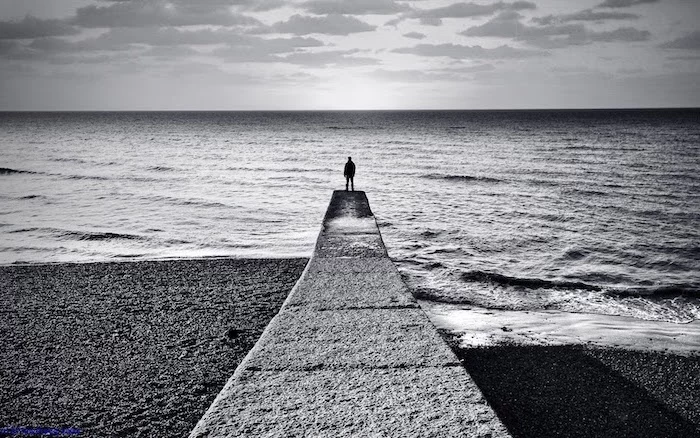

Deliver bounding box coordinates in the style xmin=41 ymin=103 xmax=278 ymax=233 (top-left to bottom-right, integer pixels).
xmin=0 ymin=0 xmax=698 ymax=110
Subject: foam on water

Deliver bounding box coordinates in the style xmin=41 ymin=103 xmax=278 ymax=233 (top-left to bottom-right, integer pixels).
xmin=423 ymin=301 xmax=700 ymax=355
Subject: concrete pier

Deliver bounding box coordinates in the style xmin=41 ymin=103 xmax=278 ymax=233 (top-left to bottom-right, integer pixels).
xmin=190 ymin=191 xmax=510 ymax=437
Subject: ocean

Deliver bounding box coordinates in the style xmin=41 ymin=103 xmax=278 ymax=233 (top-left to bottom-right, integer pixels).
xmin=1 ymin=110 xmax=699 ymax=337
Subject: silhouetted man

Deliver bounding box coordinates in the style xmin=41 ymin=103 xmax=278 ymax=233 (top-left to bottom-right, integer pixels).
xmin=344 ymin=157 xmax=355 ymax=191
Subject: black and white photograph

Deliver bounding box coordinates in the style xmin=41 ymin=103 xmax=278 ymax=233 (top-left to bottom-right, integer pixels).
xmin=1 ymin=0 xmax=699 ymax=437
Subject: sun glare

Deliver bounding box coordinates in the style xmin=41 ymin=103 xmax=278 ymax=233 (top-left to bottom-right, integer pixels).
xmin=315 ymin=78 xmax=399 ymax=110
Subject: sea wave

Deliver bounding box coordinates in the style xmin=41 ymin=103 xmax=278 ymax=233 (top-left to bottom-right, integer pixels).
xmin=412 ymin=281 xmax=700 ymax=322
xmin=149 ymin=166 xmax=177 ymax=172
xmin=49 ymin=157 xmax=88 ymax=164
xmin=436 ymin=269 xmax=700 ymax=299
xmin=62 ymin=230 xmax=145 ymax=241
xmin=610 ymin=284 xmax=700 ymax=298
xmin=460 ymin=270 xmax=602 ymax=291
xmin=180 ymin=199 xmax=228 ymax=208
xmin=382 ymin=140 xmax=421 ymax=145
xmin=421 ymin=174 xmax=501 ymax=183
xmin=6 ymin=226 xmax=146 ymax=242
xmin=66 ymin=174 xmax=111 ymax=181
xmin=0 ymin=167 xmax=36 ymax=175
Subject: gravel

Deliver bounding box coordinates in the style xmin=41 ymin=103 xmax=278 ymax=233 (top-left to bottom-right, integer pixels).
xmin=448 ymin=341 xmax=700 ymax=438
xmin=0 ymin=258 xmax=307 ymax=438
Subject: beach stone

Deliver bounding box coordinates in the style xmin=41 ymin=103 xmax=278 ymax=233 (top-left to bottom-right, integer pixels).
xmin=190 ymin=191 xmax=511 ymax=438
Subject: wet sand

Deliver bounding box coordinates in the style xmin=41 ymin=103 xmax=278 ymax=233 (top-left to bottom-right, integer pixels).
xmin=0 ymin=258 xmax=307 ymax=438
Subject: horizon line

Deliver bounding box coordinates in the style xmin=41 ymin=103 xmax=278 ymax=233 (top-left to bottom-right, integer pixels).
xmin=1 ymin=106 xmax=699 ymax=113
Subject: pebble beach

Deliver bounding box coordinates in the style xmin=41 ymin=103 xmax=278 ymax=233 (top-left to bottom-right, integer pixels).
xmin=0 ymin=258 xmax=307 ymax=437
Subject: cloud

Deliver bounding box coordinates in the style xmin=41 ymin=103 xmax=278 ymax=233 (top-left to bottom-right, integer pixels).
xmin=269 ymin=14 xmax=376 ymax=36
xmin=27 ymin=30 xmax=226 ymax=53
xmin=598 ymin=0 xmax=658 ymax=8
xmin=393 ymin=1 xmax=536 ymax=27
xmin=95 ymin=27 xmax=250 ymax=46
xmin=449 ymin=64 xmax=497 ymax=73
xmin=0 ymin=16 xmax=80 ymax=40
xmin=369 ymin=63 xmax=497 ymax=83
xmin=256 ymin=36 xmax=326 ymax=52
xmin=96 ymin=0 xmax=286 ymax=13
xmin=142 ymin=45 xmax=201 ymax=59
xmin=29 ymin=36 xmax=135 ymax=53
xmin=462 ymin=13 xmax=583 ymax=42
xmin=591 ymin=27 xmax=650 ymax=42
xmin=236 ymin=0 xmax=287 ymax=12
xmin=0 ymin=37 xmax=138 ymax=63
xmin=660 ymin=31 xmax=700 ymax=50
xmin=277 ymin=49 xmax=380 ymax=67
xmin=617 ymin=67 xmax=644 ymax=74
xmin=666 ymin=55 xmax=700 ymax=61
xmin=461 ymin=12 xmax=650 ymax=48
xmin=72 ymin=0 xmax=262 ymax=28
xmin=368 ymin=68 xmax=457 ymax=83
xmin=25 ymin=28 xmax=252 ymax=54
xmin=211 ymin=36 xmax=327 ymax=63
xmin=208 ymin=45 xmax=278 ymax=62
xmin=165 ymin=62 xmax=248 ymax=79
xmin=403 ymin=32 xmax=426 ymax=40
xmin=87 ymin=27 xmax=322 ymax=49
xmin=532 ymin=9 xmax=638 ymax=25
xmin=47 ymin=52 xmax=136 ymax=66
xmin=0 ymin=40 xmax=29 ymax=58
xmin=549 ymin=65 xmax=596 ymax=73
xmin=13 ymin=28 xmax=324 ymax=66
xmin=301 ymin=0 xmax=409 ymax=15
xmin=392 ymin=43 xmax=547 ymax=59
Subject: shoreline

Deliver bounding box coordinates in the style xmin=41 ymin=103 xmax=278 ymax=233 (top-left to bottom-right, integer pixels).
xmin=0 ymin=254 xmax=312 ymax=268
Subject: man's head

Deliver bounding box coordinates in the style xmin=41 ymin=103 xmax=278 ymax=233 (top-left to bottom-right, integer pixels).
xmin=348 ymin=156 xmax=352 ymax=161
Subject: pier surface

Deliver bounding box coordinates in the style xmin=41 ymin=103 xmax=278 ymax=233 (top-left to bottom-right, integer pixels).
xmin=190 ymin=191 xmax=510 ymax=437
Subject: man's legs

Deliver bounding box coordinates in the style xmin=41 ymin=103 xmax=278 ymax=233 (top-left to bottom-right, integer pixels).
xmin=350 ymin=177 xmax=354 ymax=191
xmin=345 ymin=176 xmax=349 ymax=191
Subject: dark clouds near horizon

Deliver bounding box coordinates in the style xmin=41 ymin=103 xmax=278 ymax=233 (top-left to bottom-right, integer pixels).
xmin=0 ymin=0 xmax=697 ymax=109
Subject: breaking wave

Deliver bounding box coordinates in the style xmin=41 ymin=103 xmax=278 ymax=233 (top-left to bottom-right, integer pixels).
xmin=0 ymin=167 xmax=36 ymax=175
xmin=460 ymin=270 xmax=602 ymax=292
xmin=460 ymin=270 xmax=699 ymax=298
xmin=421 ymin=174 xmax=501 ymax=183
xmin=58 ymin=230 xmax=145 ymax=241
